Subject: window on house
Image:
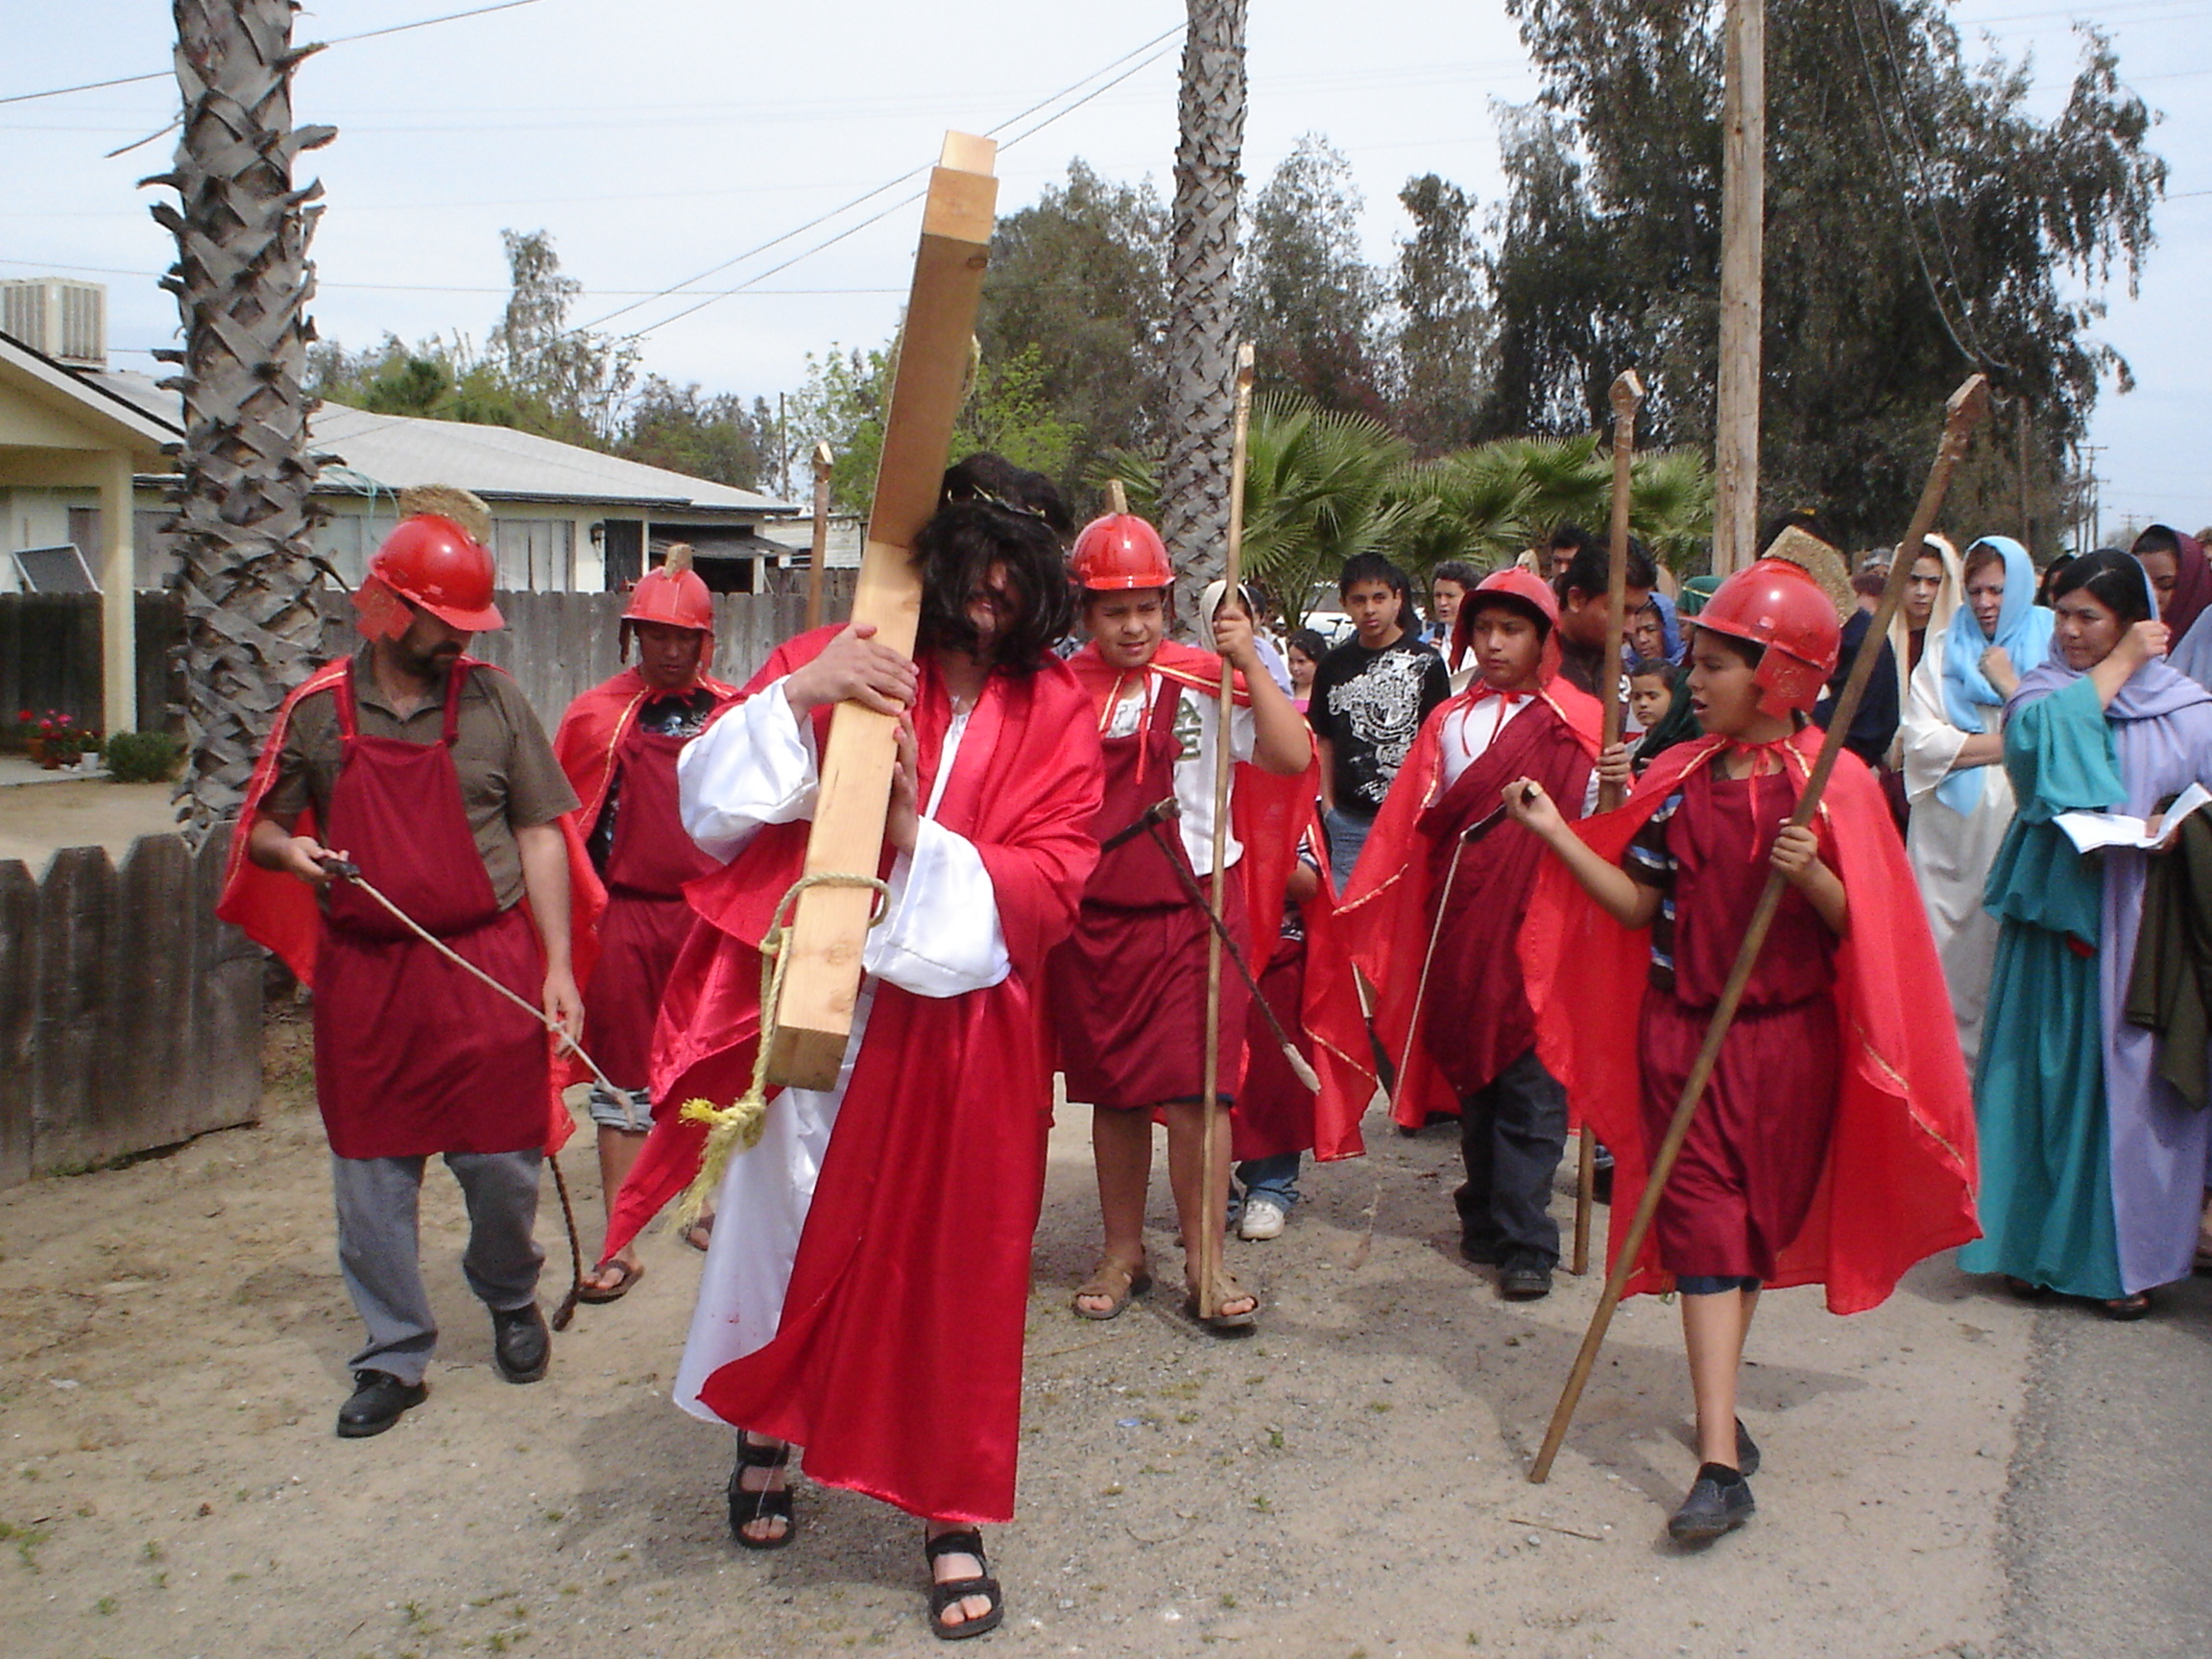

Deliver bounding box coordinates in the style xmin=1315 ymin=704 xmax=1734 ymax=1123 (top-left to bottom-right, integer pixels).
xmin=490 ymin=517 xmax=573 ymax=590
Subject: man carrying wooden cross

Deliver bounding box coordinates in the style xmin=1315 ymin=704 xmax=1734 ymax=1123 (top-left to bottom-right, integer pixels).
xmin=603 ymin=486 xmax=1101 ymax=1637
xmin=218 ymin=500 xmax=597 ymax=1439
xmin=552 ymin=545 xmax=738 ymax=1301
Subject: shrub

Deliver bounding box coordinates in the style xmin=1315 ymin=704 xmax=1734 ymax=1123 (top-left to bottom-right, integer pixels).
xmin=103 ymin=731 xmax=182 ymax=783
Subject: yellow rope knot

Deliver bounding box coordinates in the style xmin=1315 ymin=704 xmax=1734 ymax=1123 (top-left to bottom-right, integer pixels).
xmin=671 ymin=871 xmax=892 ymax=1237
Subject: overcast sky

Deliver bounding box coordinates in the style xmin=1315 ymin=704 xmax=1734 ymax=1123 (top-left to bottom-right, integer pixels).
xmin=7 ymin=0 xmax=2203 ymax=537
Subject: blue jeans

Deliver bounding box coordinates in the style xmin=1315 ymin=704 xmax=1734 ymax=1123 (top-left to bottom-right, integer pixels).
xmin=1236 ymin=1152 xmax=1302 ymax=1212
xmin=1322 ymin=807 xmax=1374 ymax=891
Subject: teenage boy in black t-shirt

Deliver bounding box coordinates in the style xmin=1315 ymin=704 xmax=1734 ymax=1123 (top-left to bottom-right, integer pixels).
xmin=1309 ymin=553 xmax=1451 ymax=887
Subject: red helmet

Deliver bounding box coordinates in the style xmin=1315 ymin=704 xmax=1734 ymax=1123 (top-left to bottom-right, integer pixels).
xmin=624 ymin=562 xmax=714 ymax=633
xmin=355 ymin=514 xmax=503 ymax=636
xmin=621 ymin=546 xmax=715 ymax=676
xmin=1071 ymin=513 xmax=1172 ymax=591
xmin=1694 ymin=559 xmax=1840 ymax=715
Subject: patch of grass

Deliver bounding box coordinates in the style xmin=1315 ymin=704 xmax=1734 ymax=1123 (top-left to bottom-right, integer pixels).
xmin=1366 ymin=1401 xmax=1392 ymax=1413
xmin=1265 ymin=1426 xmax=1286 ymax=1450
xmin=142 ymin=1541 xmax=163 ymax=1562
xmin=1176 ymin=1411 xmax=1199 ymax=1425
xmin=1249 ymin=1495 xmax=1272 ymax=1514
xmin=93 ymin=1595 xmax=117 ymax=1615
xmin=1219 ymin=1593 xmax=1238 ymax=1609
xmin=0 ymin=1519 xmax=51 ymax=1572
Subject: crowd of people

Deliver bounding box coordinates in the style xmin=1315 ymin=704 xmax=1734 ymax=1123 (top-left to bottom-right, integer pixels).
xmin=215 ymin=468 xmax=2212 ymax=1638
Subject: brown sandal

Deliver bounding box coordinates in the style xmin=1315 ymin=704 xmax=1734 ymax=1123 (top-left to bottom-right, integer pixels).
xmin=1071 ymin=1257 xmax=1152 ymax=1321
xmin=1183 ymin=1267 xmax=1260 ymax=1334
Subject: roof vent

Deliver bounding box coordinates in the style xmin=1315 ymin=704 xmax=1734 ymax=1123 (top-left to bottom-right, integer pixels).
xmin=1 ymin=278 xmax=107 ymax=370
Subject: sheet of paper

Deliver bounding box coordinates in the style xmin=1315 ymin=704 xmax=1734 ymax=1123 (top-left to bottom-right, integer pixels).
xmin=2055 ymin=781 xmax=2212 ymax=854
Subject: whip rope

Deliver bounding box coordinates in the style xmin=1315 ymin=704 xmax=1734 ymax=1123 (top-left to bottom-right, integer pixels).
xmin=670 ymin=871 xmax=892 ymax=1236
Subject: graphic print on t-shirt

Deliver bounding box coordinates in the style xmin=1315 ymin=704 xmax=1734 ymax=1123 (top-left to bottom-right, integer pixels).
xmin=1326 ymin=650 xmax=1436 ymax=809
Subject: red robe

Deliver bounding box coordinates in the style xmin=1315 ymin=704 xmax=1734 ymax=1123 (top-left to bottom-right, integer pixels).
xmin=1519 ymin=730 xmax=1980 ymax=1312
xmin=552 ymin=663 xmax=739 ymax=828
xmin=216 ymin=656 xmax=606 ymax=1153
xmin=1318 ymin=676 xmax=1603 ymax=1128
xmin=1229 ymin=794 xmax=1368 ymax=1163
xmin=554 ymin=666 xmax=739 ymax=1091
xmin=608 ymin=628 xmax=1103 ymax=1524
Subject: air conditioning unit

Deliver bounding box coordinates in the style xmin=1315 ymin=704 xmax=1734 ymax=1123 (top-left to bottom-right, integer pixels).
xmin=1 ymin=278 xmax=107 ymax=370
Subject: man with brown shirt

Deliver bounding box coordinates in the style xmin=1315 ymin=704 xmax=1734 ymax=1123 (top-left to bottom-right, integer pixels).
xmin=219 ymin=509 xmax=583 ymax=1439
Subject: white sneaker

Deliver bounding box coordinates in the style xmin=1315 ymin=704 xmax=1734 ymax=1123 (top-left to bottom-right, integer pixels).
xmin=1238 ymin=1195 xmax=1287 ymax=1241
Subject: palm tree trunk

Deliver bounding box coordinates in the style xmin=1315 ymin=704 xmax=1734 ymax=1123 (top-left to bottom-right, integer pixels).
xmin=1162 ymin=0 xmax=1247 ymax=631
xmin=146 ymin=0 xmax=335 ymax=840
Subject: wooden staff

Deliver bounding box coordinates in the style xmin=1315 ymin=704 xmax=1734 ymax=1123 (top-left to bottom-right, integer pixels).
xmin=805 ymin=441 xmax=833 ymax=633
xmin=1528 ymin=372 xmax=1989 ymax=1483
xmin=1196 ymin=341 xmax=1257 ymax=1320
xmin=1572 ymin=370 xmax=1647 ymax=1277
xmin=767 ymin=132 xmax=998 ymax=1090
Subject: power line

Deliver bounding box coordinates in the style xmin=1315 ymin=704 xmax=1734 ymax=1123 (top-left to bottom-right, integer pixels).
xmin=0 ymin=0 xmax=553 ymax=108
xmin=581 ymin=22 xmax=1182 ymax=336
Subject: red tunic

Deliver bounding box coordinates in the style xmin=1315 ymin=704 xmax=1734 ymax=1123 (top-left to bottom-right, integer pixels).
xmin=554 ymin=669 xmax=738 ymax=1093
xmin=604 ymin=629 xmax=1103 ymax=1524
xmin=1632 ymin=765 xmax=1842 ymax=1278
xmin=1519 ymin=731 xmax=1981 ymax=1312
xmin=217 ymin=658 xmax=604 ymax=1155
xmin=1318 ymin=678 xmax=1603 ymax=1127
xmin=1049 ymin=671 xmax=1253 ymax=1108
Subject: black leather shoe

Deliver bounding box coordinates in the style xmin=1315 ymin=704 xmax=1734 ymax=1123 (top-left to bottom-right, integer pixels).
xmin=337 ymin=1369 xmax=427 ymax=1438
xmin=492 ymin=1303 xmax=550 ymax=1383
xmin=1668 ymin=1464 xmax=1755 ymax=1542
xmin=1499 ymin=1257 xmax=1553 ymax=1301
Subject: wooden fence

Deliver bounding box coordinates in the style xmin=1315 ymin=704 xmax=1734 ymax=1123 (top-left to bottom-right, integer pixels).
xmin=0 ymin=830 xmax=261 ymax=1188
xmin=0 ymin=590 xmax=185 ymax=737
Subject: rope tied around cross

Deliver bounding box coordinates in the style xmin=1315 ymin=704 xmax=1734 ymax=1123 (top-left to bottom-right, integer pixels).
xmin=672 ymin=870 xmax=894 ymax=1235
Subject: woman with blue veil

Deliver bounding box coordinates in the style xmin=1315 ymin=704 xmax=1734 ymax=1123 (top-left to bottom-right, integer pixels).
xmin=1901 ymin=537 xmax=2052 ymax=1069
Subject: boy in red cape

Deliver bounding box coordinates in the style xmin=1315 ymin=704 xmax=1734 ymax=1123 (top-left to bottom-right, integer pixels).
xmin=1321 ymin=567 xmax=1606 ymax=1303
xmin=605 ymin=493 xmax=1101 ymax=1639
xmin=1507 ymin=557 xmax=1977 ymax=1543
xmin=551 ymin=545 xmax=737 ymax=1300
xmin=1051 ymin=514 xmax=1312 ymax=1334
xmin=217 ymin=506 xmax=602 ymax=1440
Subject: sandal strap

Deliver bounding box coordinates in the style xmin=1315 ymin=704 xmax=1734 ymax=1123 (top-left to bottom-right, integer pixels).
xmin=736 ymin=1432 xmax=791 ymax=1469
xmin=929 ymin=1573 xmax=1001 ymax=1612
xmin=925 ymin=1527 xmax=987 ymax=1565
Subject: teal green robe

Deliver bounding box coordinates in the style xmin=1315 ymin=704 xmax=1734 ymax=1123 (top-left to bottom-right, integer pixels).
xmin=1960 ymin=678 xmax=2127 ymax=1298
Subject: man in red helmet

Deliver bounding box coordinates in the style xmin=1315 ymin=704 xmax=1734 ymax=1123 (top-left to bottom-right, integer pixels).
xmin=552 ymin=546 xmax=738 ymax=1300
xmin=1510 ymin=556 xmax=1973 ymax=1540
xmin=1051 ymin=508 xmax=1311 ymax=1333
xmin=219 ymin=510 xmax=590 ymax=1439
xmin=1320 ymin=568 xmax=1606 ymax=1302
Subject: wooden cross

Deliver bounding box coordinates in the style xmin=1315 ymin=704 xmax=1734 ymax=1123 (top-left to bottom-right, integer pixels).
xmin=765 ymin=132 xmax=998 ymax=1091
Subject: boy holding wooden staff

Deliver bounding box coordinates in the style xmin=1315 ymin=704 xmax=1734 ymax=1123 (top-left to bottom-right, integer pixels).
xmin=1051 ymin=507 xmax=1311 ymax=1333
xmin=1507 ymin=556 xmax=1976 ymax=1541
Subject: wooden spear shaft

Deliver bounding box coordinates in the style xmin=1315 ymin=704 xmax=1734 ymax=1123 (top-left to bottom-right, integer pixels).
xmin=1574 ymin=370 xmax=1647 ymax=1278
xmin=805 ymin=441 xmax=832 ymax=633
xmin=1197 ymin=342 xmax=1257 ymax=1320
xmin=1527 ymin=372 xmax=1989 ymax=1484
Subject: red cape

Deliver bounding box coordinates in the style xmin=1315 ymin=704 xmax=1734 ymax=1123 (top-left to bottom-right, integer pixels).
xmin=552 ymin=663 xmax=739 ymax=830
xmin=1519 ymin=729 xmax=1980 ymax=1312
xmin=1315 ymin=675 xmax=1604 ymax=1127
xmin=605 ymin=630 xmax=1103 ymax=1523
xmin=216 ymin=654 xmax=608 ymax=1154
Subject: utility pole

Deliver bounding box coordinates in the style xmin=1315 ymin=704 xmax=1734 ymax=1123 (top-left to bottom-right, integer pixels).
xmin=1712 ymin=0 xmax=1765 ymax=574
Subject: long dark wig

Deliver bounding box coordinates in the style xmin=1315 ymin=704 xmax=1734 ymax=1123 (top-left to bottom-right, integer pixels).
xmin=913 ymin=499 xmax=1078 ymax=674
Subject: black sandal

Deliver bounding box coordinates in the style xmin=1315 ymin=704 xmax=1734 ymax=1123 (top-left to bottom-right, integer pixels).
xmin=726 ymin=1433 xmax=794 ymax=1550
xmin=925 ymin=1527 xmax=1004 ymax=1641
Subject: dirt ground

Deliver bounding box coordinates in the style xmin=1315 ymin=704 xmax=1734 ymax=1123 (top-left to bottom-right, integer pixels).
xmin=0 ymin=777 xmax=179 ymax=868
xmin=1 ymin=1011 xmax=2031 ymax=1659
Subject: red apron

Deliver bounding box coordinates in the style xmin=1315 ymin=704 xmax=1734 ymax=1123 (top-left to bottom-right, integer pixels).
xmin=1048 ymin=676 xmax=1252 ymax=1108
xmin=313 ymin=662 xmax=550 ymax=1159
xmin=581 ymin=721 xmax=717 ymax=1092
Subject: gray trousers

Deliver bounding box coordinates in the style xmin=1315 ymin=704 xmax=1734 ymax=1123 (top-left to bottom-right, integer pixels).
xmin=331 ymin=1150 xmax=544 ymax=1384
xmin=1452 ymin=1047 xmax=1568 ymax=1268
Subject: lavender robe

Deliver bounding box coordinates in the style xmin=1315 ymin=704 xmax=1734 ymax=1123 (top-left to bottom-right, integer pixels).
xmin=2013 ymin=652 xmax=2212 ymax=1292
